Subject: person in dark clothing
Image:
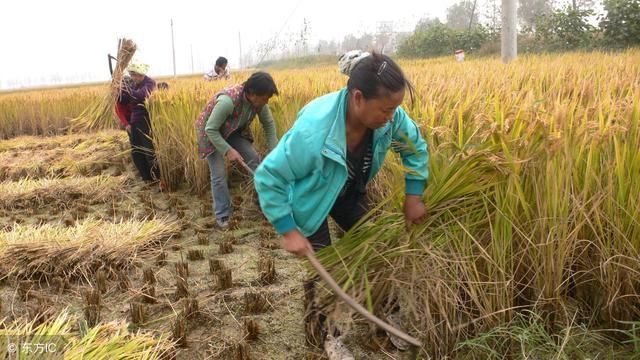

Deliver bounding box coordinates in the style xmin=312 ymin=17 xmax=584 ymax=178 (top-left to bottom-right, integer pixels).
xmin=115 ymin=60 xmax=162 ymax=186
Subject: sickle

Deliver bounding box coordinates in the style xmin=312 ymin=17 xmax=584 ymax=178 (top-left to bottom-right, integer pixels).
xmin=240 ymin=157 xmax=422 ymax=358
xmin=305 ymin=251 xmax=422 ymax=349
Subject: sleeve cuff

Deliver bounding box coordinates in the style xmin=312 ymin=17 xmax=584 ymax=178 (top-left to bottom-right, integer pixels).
xmin=272 ymin=214 xmax=297 ymax=234
xmin=405 ymin=179 xmax=426 ymax=196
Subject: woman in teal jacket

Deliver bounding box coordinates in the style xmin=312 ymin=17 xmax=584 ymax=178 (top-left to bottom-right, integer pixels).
xmin=254 ymin=51 xmax=429 ymax=359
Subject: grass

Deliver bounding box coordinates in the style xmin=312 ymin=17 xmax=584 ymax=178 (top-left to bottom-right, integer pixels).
xmin=454 ymin=311 xmax=627 ymax=359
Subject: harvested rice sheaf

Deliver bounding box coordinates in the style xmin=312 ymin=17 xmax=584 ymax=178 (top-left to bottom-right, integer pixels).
xmin=0 ymin=218 xmax=181 ymax=280
xmin=0 ymin=133 xmax=129 ymax=181
xmin=0 ymin=175 xmax=127 ymax=213
xmin=0 ymin=310 xmax=175 ymax=358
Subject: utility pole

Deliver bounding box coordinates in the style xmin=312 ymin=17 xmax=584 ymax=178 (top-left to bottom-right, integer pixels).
xmin=190 ymin=44 xmax=194 ymax=73
xmin=468 ymin=0 xmax=478 ymax=30
xmin=501 ymin=0 xmax=517 ymax=63
xmin=171 ymin=19 xmax=177 ymax=77
xmin=238 ymin=31 xmax=243 ymax=69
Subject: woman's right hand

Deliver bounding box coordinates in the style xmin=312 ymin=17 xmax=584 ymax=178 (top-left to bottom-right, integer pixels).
xmin=282 ymin=230 xmax=313 ymax=257
xmin=225 ymin=148 xmax=244 ymax=163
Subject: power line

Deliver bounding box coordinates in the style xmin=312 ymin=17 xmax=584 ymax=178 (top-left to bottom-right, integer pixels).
xmin=256 ymin=0 xmax=304 ymax=65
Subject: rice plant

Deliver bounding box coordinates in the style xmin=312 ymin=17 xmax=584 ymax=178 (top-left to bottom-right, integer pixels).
xmin=0 ymin=131 xmax=129 ymax=181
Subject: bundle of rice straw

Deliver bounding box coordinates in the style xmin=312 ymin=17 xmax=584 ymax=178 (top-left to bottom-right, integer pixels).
xmin=0 ymin=175 xmax=127 ymax=212
xmin=70 ymin=38 xmax=137 ymax=132
xmin=0 ymin=311 xmax=175 ymax=359
xmin=0 ymin=218 xmax=180 ymax=280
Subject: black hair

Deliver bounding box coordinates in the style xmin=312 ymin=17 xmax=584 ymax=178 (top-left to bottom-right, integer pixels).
xmin=157 ymin=82 xmax=169 ymax=90
xmin=347 ymin=52 xmax=414 ymax=103
xmin=215 ymin=57 xmax=228 ymax=67
xmin=243 ymin=71 xmax=279 ymax=97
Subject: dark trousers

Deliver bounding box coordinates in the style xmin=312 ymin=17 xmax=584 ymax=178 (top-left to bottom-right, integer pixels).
xmin=129 ymin=119 xmax=160 ymax=181
xmin=304 ymin=188 xmax=369 ymax=345
xmin=307 ymin=191 xmax=369 ymax=250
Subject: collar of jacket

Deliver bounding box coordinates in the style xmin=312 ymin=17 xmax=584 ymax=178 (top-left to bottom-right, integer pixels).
xmin=321 ymin=88 xmax=393 ymax=165
xmin=240 ymin=92 xmax=264 ymax=114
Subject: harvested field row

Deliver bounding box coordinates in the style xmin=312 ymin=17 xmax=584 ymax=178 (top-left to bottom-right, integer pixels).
xmin=0 ymin=175 xmax=128 ymax=213
xmin=0 ymin=310 xmax=175 ymax=359
xmin=0 ymin=134 xmax=129 ymax=181
xmin=0 ymin=218 xmax=181 ymax=280
xmin=0 ymin=130 xmax=125 ymax=152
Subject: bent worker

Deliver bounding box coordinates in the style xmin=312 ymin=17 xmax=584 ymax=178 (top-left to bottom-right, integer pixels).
xmin=196 ymin=71 xmax=279 ymax=229
xmin=254 ymin=51 xmax=429 ymax=360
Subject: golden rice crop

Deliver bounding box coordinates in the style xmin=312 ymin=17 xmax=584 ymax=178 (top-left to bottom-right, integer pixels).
xmin=1 ymin=50 xmax=639 ymax=356
xmin=0 ymin=84 xmax=114 ymax=139
xmin=0 ymin=134 xmax=83 ymax=152
xmin=313 ymin=52 xmax=640 ymax=357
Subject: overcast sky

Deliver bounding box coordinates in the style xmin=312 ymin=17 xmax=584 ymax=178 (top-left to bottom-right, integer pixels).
xmin=0 ymin=0 xmax=458 ymax=90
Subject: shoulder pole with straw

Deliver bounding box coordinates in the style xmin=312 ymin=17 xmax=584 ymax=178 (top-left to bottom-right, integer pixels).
xmin=238 ymin=158 xmax=422 ymax=358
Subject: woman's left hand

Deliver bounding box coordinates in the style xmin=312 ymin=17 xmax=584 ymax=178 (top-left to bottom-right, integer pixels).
xmin=403 ymin=194 xmax=426 ymax=227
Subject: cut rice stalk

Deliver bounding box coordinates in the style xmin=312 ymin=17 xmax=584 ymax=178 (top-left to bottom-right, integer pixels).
xmin=0 ymin=218 xmax=181 ymax=280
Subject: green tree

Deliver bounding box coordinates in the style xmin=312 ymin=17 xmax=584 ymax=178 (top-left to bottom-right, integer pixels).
xmin=534 ymin=6 xmax=596 ymax=50
xmin=397 ymin=23 xmax=489 ymax=57
xmin=600 ymin=0 xmax=640 ymax=47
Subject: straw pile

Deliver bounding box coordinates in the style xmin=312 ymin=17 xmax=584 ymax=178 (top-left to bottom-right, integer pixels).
xmin=0 ymin=310 xmax=175 ymax=359
xmin=70 ymin=38 xmax=137 ymax=132
xmin=0 ymin=175 xmax=127 ymax=212
xmin=0 ymin=133 xmax=128 ymax=181
xmin=0 ymin=218 xmax=181 ymax=280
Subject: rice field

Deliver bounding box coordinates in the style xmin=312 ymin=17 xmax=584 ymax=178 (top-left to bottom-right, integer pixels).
xmin=0 ymin=50 xmax=639 ymax=358
xmin=0 ymin=127 xmax=324 ymax=359
xmin=0 ymin=218 xmax=181 ymax=280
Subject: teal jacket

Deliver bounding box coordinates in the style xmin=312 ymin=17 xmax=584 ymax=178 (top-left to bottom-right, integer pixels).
xmin=254 ymin=87 xmax=429 ymax=236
